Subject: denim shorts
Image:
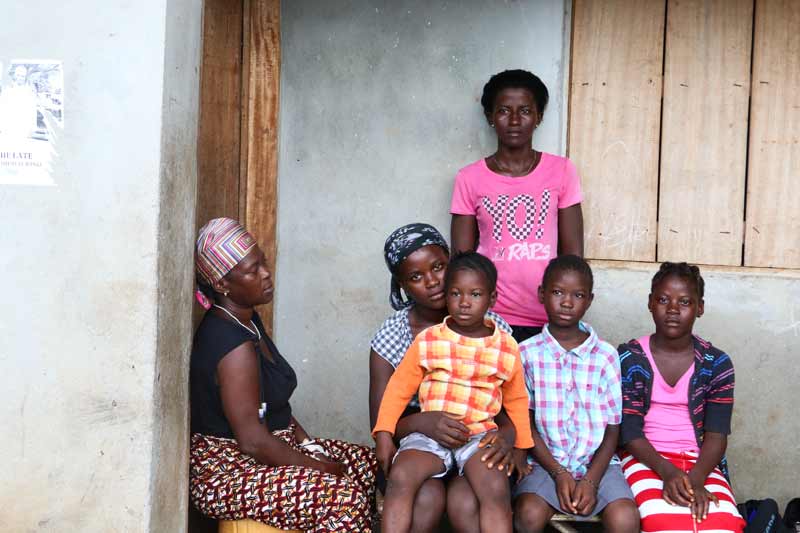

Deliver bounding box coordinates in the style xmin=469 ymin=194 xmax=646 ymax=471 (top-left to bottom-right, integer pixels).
xmin=394 ymin=431 xmax=487 ymax=478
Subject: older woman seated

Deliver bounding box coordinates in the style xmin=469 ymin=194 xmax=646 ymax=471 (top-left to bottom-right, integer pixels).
xmin=189 ymin=217 xmax=376 ymax=533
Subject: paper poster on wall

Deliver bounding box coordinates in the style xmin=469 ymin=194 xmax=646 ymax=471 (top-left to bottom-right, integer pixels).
xmin=0 ymin=59 xmax=63 ymax=185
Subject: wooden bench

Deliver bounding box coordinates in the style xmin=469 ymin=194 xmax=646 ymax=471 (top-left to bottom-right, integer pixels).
xmin=218 ymin=519 xmax=301 ymax=533
xmin=548 ymin=513 xmax=602 ymax=532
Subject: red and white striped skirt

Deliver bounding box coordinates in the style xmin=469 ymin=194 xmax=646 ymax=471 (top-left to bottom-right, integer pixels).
xmin=621 ymin=451 xmax=745 ymax=533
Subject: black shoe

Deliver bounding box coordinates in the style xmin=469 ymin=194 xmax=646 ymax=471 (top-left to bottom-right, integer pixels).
xmin=784 ymin=498 xmax=800 ymax=531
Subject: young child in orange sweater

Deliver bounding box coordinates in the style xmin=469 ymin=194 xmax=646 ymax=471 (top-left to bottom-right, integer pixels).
xmin=373 ymin=251 xmax=533 ymax=533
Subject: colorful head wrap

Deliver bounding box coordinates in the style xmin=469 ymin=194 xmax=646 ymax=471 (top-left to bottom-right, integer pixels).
xmin=383 ymin=223 xmax=450 ymax=310
xmin=195 ymin=217 xmax=257 ymax=286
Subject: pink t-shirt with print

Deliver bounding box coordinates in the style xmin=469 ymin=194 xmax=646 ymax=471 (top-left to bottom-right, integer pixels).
xmin=450 ymin=153 xmax=582 ymax=326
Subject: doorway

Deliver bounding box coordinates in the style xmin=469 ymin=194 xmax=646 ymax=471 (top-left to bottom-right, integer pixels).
xmin=190 ymin=1 xmax=280 ymax=531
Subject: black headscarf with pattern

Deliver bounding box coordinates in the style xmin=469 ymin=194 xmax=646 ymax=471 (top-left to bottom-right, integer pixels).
xmin=383 ymin=223 xmax=450 ymax=310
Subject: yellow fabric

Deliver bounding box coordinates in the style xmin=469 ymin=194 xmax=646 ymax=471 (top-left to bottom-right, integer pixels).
xmin=218 ymin=519 xmax=301 ymax=533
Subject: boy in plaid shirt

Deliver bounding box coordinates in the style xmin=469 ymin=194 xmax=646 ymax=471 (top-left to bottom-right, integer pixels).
xmin=374 ymin=252 xmax=533 ymax=533
xmin=513 ymin=255 xmax=638 ymax=533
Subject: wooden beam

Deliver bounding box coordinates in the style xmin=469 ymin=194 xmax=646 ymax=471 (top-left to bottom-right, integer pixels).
xmin=568 ymin=0 xmax=666 ymax=261
xmin=241 ymin=0 xmax=281 ymax=333
xmin=657 ymin=0 xmax=752 ymax=265
xmin=744 ymin=0 xmax=800 ymax=267
xmin=194 ymin=0 xmax=246 ymax=329
xmin=196 ymin=0 xmax=244 ymax=232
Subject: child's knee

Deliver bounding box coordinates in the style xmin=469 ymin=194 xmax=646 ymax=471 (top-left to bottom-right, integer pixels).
xmin=387 ymin=452 xmax=442 ymax=493
xmin=514 ymin=494 xmax=552 ymax=533
xmin=386 ymin=461 xmax=417 ymax=492
xmin=602 ymin=499 xmax=640 ymax=533
xmin=413 ymin=479 xmax=446 ymax=516
xmin=447 ymin=477 xmax=479 ymax=517
xmin=467 ymin=464 xmax=510 ymax=504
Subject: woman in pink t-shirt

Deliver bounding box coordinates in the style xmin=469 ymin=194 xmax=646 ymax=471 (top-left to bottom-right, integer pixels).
xmin=451 ymin=69 xmax=583 ymax=343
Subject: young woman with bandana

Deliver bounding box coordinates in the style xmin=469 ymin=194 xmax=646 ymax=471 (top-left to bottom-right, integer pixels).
xmin=190 ymin=217 xmax=377 ymax=532
xmin=369 ymin=223 xmax=520 ymax=533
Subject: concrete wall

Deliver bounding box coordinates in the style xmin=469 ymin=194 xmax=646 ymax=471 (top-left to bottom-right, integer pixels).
xmin=276 ymin=0 xmax=569 ymax=439
xmin=276 ymin=0 xmax=798 ymax=508
xmin=0 ymin=1 xmax=201 ymax=531
xmin=150 ymin=0 xmax=203 ymax=531
xmin=586 ymin=261 xmax=800 ymax=508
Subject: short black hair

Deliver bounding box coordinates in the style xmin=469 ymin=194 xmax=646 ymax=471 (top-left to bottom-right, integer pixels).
xmin=481 ymin=69 xmax=549 ymax=116
xmin=445 ymin=251 xmax=497 ymax=293
xmin=651 ymin=262 xmax=705 ymax=299
xmin=541 ymin=255 xmax=593 ymax=291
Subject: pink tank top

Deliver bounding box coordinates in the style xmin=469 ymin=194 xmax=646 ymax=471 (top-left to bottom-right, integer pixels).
xmin=639 ymin=335 xmax=699 ymax=454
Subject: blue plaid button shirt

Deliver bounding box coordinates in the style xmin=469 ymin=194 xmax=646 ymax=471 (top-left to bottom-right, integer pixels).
xmin=518 ymin=321 xmax=622 ymax=478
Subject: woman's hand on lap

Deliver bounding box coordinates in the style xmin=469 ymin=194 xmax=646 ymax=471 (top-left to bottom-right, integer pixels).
xmin=477 ymin=431 xmax=513 ymax=473
xmin=688 ymin=473 xmax=718 ymax=522
xmin=375 ymin=432 xmax=397 ymax=475
xmin=419 ymin=411 xmax=470 ymax=448
xmin=511 ymin=448 xmax=532 ymax=479
xmin=318 ymin=459 xmax=348 ymax=478
xmin=661 ymin=467 xmax=694 ymax=506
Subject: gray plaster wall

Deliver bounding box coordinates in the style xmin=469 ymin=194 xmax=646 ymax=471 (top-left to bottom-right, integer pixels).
xmin=0 ymin=1 xmax=201 ymax=531
xmin=276 ymin=0 xmax=798 ymax=508
xmin=150 ymin=0 xmax=202 ymax=531
xmin=276 ymin=0 xmax=570 ymax=438
xmin=585 ymin=262 xmax=800 ymax=509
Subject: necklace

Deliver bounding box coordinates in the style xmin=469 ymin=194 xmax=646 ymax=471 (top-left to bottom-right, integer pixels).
xmin=491 ymin=150 xmax=540 ymax=176
xmin=214 ymin=304 xmax=261 ymax=340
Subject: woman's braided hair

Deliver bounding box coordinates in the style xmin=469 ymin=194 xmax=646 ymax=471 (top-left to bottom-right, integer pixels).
xmin=651 ymin=262 xmax=705 ymax=299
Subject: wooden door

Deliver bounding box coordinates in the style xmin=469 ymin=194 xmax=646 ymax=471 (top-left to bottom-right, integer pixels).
xmin=190 ymin=1 xmax=280 ymax=532
xmin=195 ymin=0 xmax=281 ymax=333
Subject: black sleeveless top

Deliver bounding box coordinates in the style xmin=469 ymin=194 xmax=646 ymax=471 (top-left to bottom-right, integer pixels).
xmin=190 ymin=311 xmax=297 ymax=437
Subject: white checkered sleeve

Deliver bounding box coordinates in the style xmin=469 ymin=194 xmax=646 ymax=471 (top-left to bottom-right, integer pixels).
xmin=370 ymin=307 xmax=413 ymax=369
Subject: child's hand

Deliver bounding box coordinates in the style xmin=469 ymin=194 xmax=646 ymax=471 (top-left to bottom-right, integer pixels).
xmin=419 ymin=411 xmax=470 ymax=449
xmin=689 ymin=483 xmax=719 ymax=523
xmin=572 ymin=477 xmax=598 ymax=515
xmin=661 ymin=467 xmax=694 ymax=507
xmin=374 ymin=432 xmax=397 ymax=475
xmin=554 ymin=471 xmax=578 ymax=514
xmin=511 ymin=448 xmax=532 ymax=480
xmin=477 ymin=431 xmax=513 ymax=473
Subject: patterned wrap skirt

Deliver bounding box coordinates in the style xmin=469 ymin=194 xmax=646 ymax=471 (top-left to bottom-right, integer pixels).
xmin=190 ymin=425 xmax=377 ymax=532
xmin=621 ymin=451 xmax=745 ymax=533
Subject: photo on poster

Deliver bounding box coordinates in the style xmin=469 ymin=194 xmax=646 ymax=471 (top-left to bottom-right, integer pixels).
xmin=0 ymin=59 xmax=63 ymax=185
xmin=2 ymin=60 xmax=63 ymax=140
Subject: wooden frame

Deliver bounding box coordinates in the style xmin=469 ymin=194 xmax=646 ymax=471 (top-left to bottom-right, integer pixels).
xmin=568 ymin=0 xmax=665 ymax=262
xmin=195 ymin=0 xmax=281 ymax=333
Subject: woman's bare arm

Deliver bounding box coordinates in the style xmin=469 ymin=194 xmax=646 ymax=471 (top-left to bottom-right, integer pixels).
xmin=219 ymin=343 xmax=339 ymax=474
xmin=451 ymin=214 xmax=479 ymax=253
xmin=557 ymin=204 xmax=584 ymax=256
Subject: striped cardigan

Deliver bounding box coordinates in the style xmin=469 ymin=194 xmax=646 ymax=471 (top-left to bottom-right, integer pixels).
xmin=618 ymin=335 xmax=735 ymax=479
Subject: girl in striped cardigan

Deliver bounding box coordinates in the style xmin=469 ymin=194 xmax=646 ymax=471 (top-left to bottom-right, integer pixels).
xmin=618 ymin=262 xmax=745 ymax=533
